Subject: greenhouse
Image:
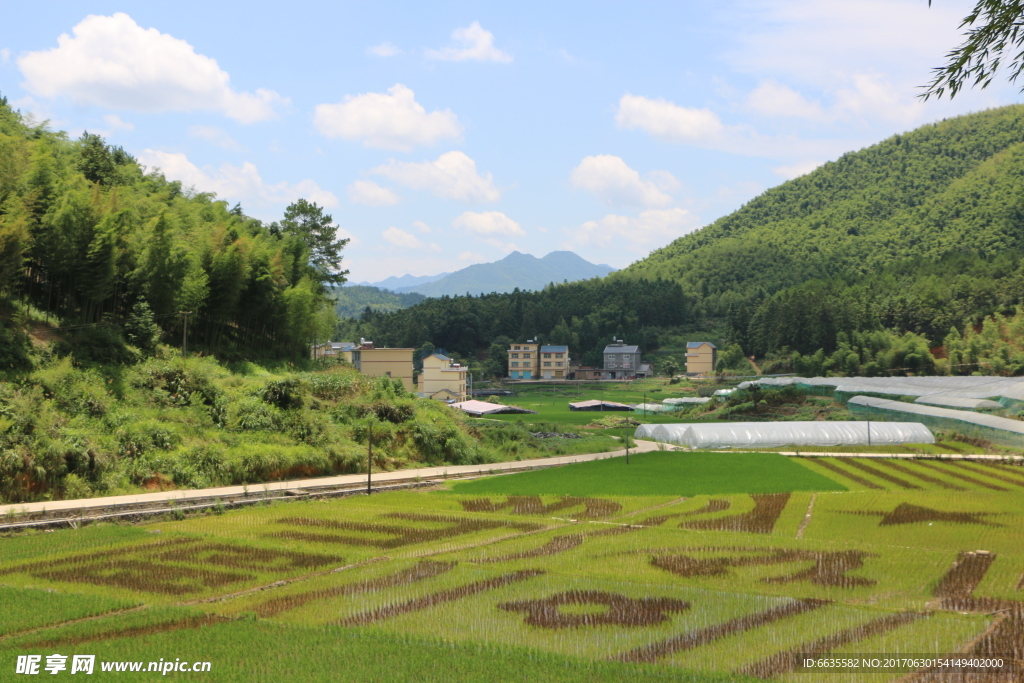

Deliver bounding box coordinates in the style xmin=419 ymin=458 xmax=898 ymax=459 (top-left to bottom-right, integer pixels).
xmin=847 ymin=396 xmax=1024 ymax=448
xmin=913 ymin=395 xmax=1003 ymax=411
xmin=663 ymin=397 xmax=711 ymax=405
xmin=637 ymin=421 xmax=935 ymax=449
xmin=742 ymin=376 xmax=1024 ymax=407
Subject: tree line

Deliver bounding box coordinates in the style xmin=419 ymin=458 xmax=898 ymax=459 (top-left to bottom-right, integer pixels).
xmin=0 ymin=97 xmax=345 ymax=365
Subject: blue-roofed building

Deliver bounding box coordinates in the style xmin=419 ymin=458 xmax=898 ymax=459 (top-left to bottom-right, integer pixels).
xmin=539 ymin=345 xmax=569 ymax=379
xmin=685 ymin=342 xmax=717 ymax=375
xmin=603 ymin=341 xmax=642 ymax=379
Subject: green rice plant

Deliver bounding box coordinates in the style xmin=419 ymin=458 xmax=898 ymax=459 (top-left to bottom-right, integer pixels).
xmin=450 ymin=452 xmax=845 ymax=497
xmin=0 ymin=586 xmax=137 ymax=637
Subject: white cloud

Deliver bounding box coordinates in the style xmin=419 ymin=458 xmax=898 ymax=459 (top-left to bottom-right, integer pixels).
xmin=616 ymin=93 xmax=724 ymax=143
xmin=383 ymin=227 xmax=423 ymax=248
xmin=367 ymin=42 xmax=401 ymax=57
xmin=571 ymin=208 xmax=701 ymax=255
xmin=102 ymin=113 xmax=134 ymax=132
xmin=833 ymin=74 xmax=924 ymax=124
xmin=188 ymin=125 xmax=244 ymax=152
xmin=426 ymin=21 xmax=512 ymax=63
xmin=382 ymin=226 xmax=441 ymax=251
xmin=11 ymin=96 xmax=57 ymax=126
xmin=453 ymin=211 xmax=524 ymax=237
xmin=458 ymin=250 xmax=486 ymax=262
xmin=137 ymin=149 xmax=338 ymax=210
xmin=746 ymin=80 xmax=824 ymax=120
xmin=570 ymin=155 xmax=675 ymax=208
xmin=772 ymin=160 xmax=824 ymax=180
xmin=348 ymin=180 xmax=400 ymax=206
xmin=0 ymin=48 xmax=10 ymax=64
xmin=726 ymin=0 xmax=967 ymax=88
xmin=314 ymin=84 xmax=461 ymax=151
xmin=370 ymin=151 xmax=500 ymax=203
xmin=18 ymin=13 xmax=285 ymax=123
xmin=412 ymin=221 xmax=432 ymax=233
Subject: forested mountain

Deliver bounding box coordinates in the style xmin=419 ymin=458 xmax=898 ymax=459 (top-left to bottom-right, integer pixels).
xmin=0 ymin=96 xmax=340 ymax=364
xmin=395 ymin=251 xmax=615 ymax=297
xmin=349 ymin=106 xmax=1024 ymax=372
xmin=330 ymin=285 xmax=426 ymax=319
xmin=623 ymin=105 xmax=1024 ymax=304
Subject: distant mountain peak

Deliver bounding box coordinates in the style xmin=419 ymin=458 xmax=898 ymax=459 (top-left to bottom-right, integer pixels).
xmin=369 ymin=251 xmax=616 ymax=298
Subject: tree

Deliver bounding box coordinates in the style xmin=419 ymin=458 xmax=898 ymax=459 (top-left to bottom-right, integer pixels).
xmin=279 ymin=199 xmax=349 ymax=287
xmin=923 ymin=0 xmax=1024 ymax=99
xmin=660 ymin=357 xmax=680 ymax=378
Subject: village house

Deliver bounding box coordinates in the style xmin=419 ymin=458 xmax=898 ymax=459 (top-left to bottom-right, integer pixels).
xmin=419 ymin=353 xmax=468 ymax=401
xmin=349 ymin=339 xmax=415 ymax=392
xmin=507 ymin=339 xmax=540 ymax=379
xmin=603 ymin=340 xmax=642 ymax=379
xmin=685 ymin=341 xmax=717 ymax=375
xmin=539 ymin=345 xmax=569 ymax=379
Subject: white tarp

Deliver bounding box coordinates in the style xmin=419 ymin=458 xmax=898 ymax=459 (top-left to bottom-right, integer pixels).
xmin=914 ymin=395 xmax=1003 ymax=411
xmin=638 ymin=421 xmax=935 ymax=449
xmin=663 ymin=397 xmax=711 ymax=405
xmin=848 ymin=396 xmax=1024 ymax=437
xmin=747 ymin=376 xmax=1024 ymax=404
xmin=634 ymin=424 xmax=658 ymax=439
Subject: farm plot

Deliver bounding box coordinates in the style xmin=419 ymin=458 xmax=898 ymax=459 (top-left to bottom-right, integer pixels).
xmin=2 ymin=474 xmax=1023 ymax=681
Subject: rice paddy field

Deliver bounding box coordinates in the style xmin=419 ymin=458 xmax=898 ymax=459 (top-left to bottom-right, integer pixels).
xmin=2 ymin=451 xmax=1023 ymax=681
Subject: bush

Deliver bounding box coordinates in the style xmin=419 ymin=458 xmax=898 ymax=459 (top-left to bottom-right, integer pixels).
xmin=260 ymin=378 xmax=305 ymax=410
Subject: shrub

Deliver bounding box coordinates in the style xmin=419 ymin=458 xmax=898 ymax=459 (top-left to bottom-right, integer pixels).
xmin=259 ymin=378 xmax=305 ymax=410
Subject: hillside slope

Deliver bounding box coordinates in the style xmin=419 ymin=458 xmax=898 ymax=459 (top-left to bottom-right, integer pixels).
xmin=623 ymin=105 xmax=1024 ymax=299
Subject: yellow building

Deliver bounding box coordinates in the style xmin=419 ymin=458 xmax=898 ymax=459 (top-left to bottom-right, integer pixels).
xmin=351 ymin=340 xmax=414 ymax=392
xmin=685 ymin=342 xmax=717 ymax=375
xmin=539 ymin=345 xmax=569 ymax=379
xmin=507 ymin=340 xmax=540 ymax=379
xmin=419 ymin=353 xmax=468 ymax=401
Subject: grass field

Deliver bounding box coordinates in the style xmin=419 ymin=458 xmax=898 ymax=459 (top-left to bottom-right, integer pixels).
xmin=2 ymin=452 xmax=1022 ymax=681
xmin=449 ymin=451 xmax=846 ymax=496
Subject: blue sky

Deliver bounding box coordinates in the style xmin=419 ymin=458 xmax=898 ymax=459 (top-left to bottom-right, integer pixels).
xmin=1 ymin=1 xmax=1018 ymax=282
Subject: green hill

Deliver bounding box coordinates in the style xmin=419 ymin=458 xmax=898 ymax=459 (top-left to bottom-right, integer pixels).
xmin=623 ymin=105 xmax=1024 ymax=300
xmin=332 ymin=285 xmax=426 ymax=319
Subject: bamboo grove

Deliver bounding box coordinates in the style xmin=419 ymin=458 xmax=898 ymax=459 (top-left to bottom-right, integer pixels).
xmin=0 ymin=96 xmax=343 ymax=365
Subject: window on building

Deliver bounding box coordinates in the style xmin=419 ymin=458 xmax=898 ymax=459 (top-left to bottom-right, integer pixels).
xmin=543 ymin=353 xmax=551 ymax=359
xmin=511 ymin=362 xmax=519 ymax=367
xmin=543 ymin=362 xmax=551 ymax=367
xmin=511 ymin=353 xmax=518 ymax=359
xmin=523 ymin=353 xmax=531 ymax=358
xmin=556 ymin=362 xmax=563 ymax=367
xmin=513 ymin=345 xmax=520 ymax=350
xmin=555 ymin=353 xmax=563 ymax=359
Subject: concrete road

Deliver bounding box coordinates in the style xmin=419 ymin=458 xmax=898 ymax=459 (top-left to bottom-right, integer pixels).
xmin=0 ymin=439 xmax=665 ymax=518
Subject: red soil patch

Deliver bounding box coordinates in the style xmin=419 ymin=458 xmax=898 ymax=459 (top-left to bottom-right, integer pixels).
xmin=22 ymin=615 xmax=228 ymax=648
xmin=914 ymin=461 xmax=1008 ymax=492
xmin=271 ymin=513 xmax=542 ymax=550
xmin=843 ymin=459 xmax=921 ymax=489
xmin=617 ymin=598 xmax=828 ymax=663
xmin=652 ymin=546 xmax=875 ymax=588
xmin=872 ymin=460 xmax=966 ymax=490
xmin=681 ymin=493 xmax=790 ymax=534
xmin=851 ymin=504 xmax=1003 ymax=528
xmin=255 ymin=560 xmax=456 ymax=618
xmin=949 ymin=461 xmax=1024 ymax=489
xmin=459 ymin=496 xmax=622 ymax=518
xmin=499 ymin=590 xmax=689 ymax=629
xmin=809 ymin=459 xmax=883 ymax=489
xmin=476 ymin=534 xmax=584 ymax=564
xmin=642 ymin=499 xmax=730 ymax=527
xmin=337 ymin=569 xmax=545 ymax=626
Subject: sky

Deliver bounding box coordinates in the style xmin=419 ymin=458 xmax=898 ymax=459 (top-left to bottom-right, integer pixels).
xmin=1 ymin=1 xmax=1019 ymax=283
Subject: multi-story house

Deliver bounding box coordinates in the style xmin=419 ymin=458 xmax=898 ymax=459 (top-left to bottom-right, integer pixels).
xmin=507 ymin=340 xmax=540 ymax=379
xmin=602 ymin=340 xmax=642 ymax=379
xmin=350 ymin=339 xmax=415 ymax=392
xmin=685 ymin=342 xmax=717 ymax=375
xmin=419 ymin=353 xmax=468 ymax=401
xmin=539 ymin=345 xmax=569 ymax=379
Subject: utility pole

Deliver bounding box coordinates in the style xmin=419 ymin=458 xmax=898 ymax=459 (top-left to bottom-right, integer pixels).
xmin=181 ymin=311 xmax=191 ymax=356
xmin=367 ymin=421 xmax=373 ymax=495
